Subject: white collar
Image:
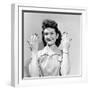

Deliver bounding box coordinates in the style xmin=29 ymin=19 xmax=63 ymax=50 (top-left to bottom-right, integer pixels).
xmin=38 ymin=45 xmax=61 ymax=56
xmin=43 ymin=45 xmax=55 ymax=55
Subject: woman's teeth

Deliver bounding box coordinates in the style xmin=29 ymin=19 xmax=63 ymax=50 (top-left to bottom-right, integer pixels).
xmin=47 ymin=38 xmax=52 ymax=41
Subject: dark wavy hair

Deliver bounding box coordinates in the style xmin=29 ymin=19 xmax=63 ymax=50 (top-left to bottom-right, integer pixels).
xmin=42 ymin=19 xmax=62 ymax=47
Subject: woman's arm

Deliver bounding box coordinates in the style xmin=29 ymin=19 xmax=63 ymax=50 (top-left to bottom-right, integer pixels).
xmin=60 ymin=32 xmax=71 ymax=76
xmin=28 ymin=33 xmax=40 ymax=77
xmin=29 ymin=52 xmax=40 ymax=77
xmin=61 ymin=49 xmax=70 ymax=76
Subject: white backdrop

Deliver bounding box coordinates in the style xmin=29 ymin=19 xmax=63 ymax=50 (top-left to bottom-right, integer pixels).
xmin=24 ymin=12 xmax=81 ymax=76
xmin=0 ymin=0 xmax=89 ymax=89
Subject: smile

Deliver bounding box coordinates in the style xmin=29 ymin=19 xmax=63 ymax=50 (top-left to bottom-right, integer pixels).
xmin=46 ymin=38 xmax=52 ymax=41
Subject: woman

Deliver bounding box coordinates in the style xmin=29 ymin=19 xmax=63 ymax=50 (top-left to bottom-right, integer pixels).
xmin=28 ymin=19 xmax=71 ymax=77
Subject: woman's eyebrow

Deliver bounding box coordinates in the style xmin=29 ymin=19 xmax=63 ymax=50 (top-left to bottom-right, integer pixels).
xmin=50 ymin=32 xmax=54 ymax=33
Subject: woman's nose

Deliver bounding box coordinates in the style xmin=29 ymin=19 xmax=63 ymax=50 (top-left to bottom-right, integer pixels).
xmin=47 ymin=34 xmax=51 ymax=38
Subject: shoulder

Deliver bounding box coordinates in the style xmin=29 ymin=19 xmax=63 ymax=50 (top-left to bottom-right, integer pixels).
xmin=55 ymin=48 xmax=63 ymax=56
xmin=38 ymin=48 xmax=46 ymax=57
xmin=56 ymin=49 xmax=63 ymax=62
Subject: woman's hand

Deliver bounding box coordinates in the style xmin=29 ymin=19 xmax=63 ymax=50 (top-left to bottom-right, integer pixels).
xmin=61 ymin=32 xmax=72 ymax=52
xmin=27 ymin=33 xmax=39 ymax=53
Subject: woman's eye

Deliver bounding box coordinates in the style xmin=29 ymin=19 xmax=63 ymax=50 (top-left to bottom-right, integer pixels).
xmin=51 ymin=32 xmax=54 ymax=35
xmin=44 ymin=33 xmax=48 ymax=35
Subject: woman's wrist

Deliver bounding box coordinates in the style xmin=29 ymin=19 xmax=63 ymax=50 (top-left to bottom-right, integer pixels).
xmin=31 ymin=51 xmax=38 ymax=62
xmin=63 ymin=48 xmax=69 ymax=54
xmin=31 ymin=51 xmax=38 ymax=57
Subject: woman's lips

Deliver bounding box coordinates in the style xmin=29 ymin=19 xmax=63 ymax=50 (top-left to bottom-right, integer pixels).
xmin=46 ymin=38 xmax=52 ymax=41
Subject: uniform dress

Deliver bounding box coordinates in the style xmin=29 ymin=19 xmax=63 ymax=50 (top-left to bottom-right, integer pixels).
xmin=34 ymin=45 xmax=63 ymax=77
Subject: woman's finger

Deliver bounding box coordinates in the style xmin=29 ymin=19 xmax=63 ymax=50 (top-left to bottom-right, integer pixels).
xmin=31 ymin=34 xmax=36 ymax=42
xmin=30 ymin=35 xmax=33 ymax=41
xmin=69 ymin=38 xmax=72 ymax=41
xmin=27 ymin=40 xmax=30 ymax=46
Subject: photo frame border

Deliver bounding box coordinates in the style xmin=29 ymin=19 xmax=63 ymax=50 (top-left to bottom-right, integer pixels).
xmin=11 ymin=4 xmax=87 ymax=87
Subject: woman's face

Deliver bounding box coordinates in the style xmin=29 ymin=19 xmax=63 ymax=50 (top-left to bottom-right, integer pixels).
xmin=43 ymin=28 xmax=59 ymax=46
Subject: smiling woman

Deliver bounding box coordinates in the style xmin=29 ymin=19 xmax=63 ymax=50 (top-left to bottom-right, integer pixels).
xmin=28 ymin=19 xmax=71 ymax=77
xmin=42 ymin=19 xmax=62 ymax=47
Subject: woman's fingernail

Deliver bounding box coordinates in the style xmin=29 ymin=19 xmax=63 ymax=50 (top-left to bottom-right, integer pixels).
xmin=35 ymin=33 xmax=38 ymax=36
xmin=70 ymin=39 xmax=72 ymax=41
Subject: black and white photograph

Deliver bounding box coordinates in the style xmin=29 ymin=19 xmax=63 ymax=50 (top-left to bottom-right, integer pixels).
xmin=11 ymin=4 xmax=87 ymax=87
xmin=0 ymin=0 xmax=89 ymax=88
xmin=23 ymin=9 xmax=81 ymax=78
